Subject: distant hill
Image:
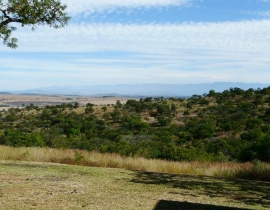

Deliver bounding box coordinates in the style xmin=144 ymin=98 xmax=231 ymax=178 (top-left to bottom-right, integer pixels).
xmin=9 ymin=82 xmax=270 ymax=97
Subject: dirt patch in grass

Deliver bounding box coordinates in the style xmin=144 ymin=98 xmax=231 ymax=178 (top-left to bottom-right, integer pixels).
xmin=0 ymin=161 xmax=269 ymax=210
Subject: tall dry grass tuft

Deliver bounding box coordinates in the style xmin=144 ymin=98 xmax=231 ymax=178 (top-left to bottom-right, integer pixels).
xmin=0 ymin=145 xmax=269 ymax=181
xmin=227 ymin=160 xmax=270 ymax=182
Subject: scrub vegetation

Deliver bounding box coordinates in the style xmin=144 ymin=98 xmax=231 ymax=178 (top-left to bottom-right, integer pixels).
xmin=1 ymin=87 xmax=270 ymax=165
xmin=1 ymin=86 xmax=270 ymax=209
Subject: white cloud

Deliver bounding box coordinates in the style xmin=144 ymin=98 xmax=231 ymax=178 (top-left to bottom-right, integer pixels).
xmin=256 ymin=11 xmax=270 ymax=17
xmin=1 ymin=47 xmax=270 ymax=90
xmin=5 ymin=20 xmax=270 ymax=56
xmin=2 ymin=57 xmax=269 ymax=91
xmin=2 ymin=0 xmax=270 ymax=90
xmin=2 ymin=19 xmax=270 ymax=88
xmin=61 ymin=0 xmax=191 ymax=16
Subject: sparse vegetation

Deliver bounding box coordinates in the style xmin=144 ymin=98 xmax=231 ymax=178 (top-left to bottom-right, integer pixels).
xmin=1 ymin=87 xmax=270 ymax=164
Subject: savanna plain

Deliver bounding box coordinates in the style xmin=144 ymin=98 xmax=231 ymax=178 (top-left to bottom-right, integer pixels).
xmin=0 ymin=91 xmax=270 ymax=210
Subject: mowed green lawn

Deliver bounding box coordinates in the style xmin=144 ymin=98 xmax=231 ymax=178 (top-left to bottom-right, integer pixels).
xmin=0 ymin=161 xmax=269 ymax=210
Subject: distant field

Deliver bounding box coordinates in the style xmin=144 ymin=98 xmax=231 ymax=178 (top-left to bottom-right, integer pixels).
xmin=0 ymin=94 xmax=133 ymax=109
xmin=0 ymin=160 xmax=269 ymax=210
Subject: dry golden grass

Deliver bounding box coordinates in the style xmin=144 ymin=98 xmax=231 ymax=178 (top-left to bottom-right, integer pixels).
xmin=1 ymin=145 xmax=269 ymax=181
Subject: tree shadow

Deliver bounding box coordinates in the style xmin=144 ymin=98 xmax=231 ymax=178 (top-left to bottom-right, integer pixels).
xmin=2 ymin=162 xmax=51 ymax=169
xmin=154 ymin=200 xmax=249 ymax=210
xmin=131 ymin=172 xmax=270 ymax=209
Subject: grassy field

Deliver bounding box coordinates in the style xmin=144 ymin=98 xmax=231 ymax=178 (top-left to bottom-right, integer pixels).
xmin=0 ymin=146 xmax=270 ymax=209
xmin=0 ymin=160 xmax=270 ymax=210
xmin=0 ymin=146 xmax=270 ymax=182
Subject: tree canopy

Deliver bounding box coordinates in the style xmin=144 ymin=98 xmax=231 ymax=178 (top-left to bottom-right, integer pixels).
xmin=0 ymin=0 xmax=70 ymax=48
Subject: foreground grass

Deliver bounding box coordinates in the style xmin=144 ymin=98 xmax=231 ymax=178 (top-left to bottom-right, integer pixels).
xmin=0 ymin=146 xmax=270 ymax=182
xmin=0 ymin=160 xmax=269 ymax=209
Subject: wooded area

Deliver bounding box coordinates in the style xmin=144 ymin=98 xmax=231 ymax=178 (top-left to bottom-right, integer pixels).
xmin=0 ymin=86 xmax=270 ymax=163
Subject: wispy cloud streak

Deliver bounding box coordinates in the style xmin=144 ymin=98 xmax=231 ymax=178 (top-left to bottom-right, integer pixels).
xmin=61 ymin=0 xmax=192 ymax=16
xmin=5 ymin=20 xmax=270 ymax=55
xmin=1 ymin=0 xmax=270 ymax=90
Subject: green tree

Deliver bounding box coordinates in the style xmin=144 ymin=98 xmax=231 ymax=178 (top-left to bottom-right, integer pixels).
xmin=192 ymin=121 xmax=215 ymax=139
xmin=207 ymin=89 xmax=216 ymax=99
xmin=74 ymin=102 xmax=79 ymax=109
xmin=121 ymin=115 xmax=150 ymax=133
xmin=101 ymin=106 xmax=107 ymax=112
xmin=0 ymin=129 xmax=45 ymax=147
xmin=85 ymin=103 xmax=94 ymax=114
xmin=157 ymin=103 xmax=171 ymax=115
xmin=111 ymin=109 xmax=121 ymax=123
xmin=156 ymin=114 xmax=172 ymax=127
xmin=85 ymin=106 xmax=94 ymax=114
xmin=170 ymin=103 xmax=177 ymax=115
xmin=0 ymin=0 xmax=70 ymax=48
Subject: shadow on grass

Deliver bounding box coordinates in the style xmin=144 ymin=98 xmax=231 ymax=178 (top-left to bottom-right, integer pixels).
xmin=2 ymin=162 xmax=52 ymax=169
xmin=131 ymin=172 xmax=270 ymax=209
xmin=154 ymin=200 xmax=249 ymax=210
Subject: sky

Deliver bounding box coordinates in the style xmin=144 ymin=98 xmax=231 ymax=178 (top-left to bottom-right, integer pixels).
xmin=1 ymin=0 xmax=270 ymax=91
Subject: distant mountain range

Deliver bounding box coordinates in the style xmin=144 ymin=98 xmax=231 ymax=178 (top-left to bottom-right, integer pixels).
xmin=8 ymin=82 xmax=270 ymax=97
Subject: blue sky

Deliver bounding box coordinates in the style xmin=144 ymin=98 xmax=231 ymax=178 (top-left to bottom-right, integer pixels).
xmin=1 ymin=0 xmax=270 ymax=90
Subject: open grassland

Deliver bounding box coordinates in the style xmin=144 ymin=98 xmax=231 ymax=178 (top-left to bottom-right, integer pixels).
xmin=0 ymin=146 xmax=270 ymax=182
xmin=0 ymin=94 xmax=132 ymax=110
xmin=0 ymin=160 xmax=270 ymax=210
